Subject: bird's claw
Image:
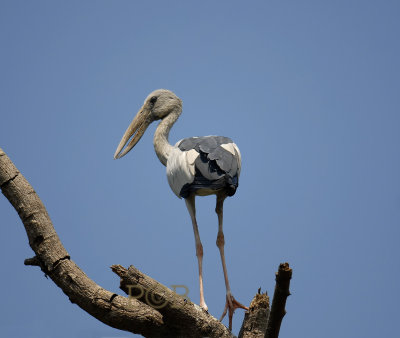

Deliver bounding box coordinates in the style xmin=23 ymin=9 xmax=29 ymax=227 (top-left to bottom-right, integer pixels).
xmin=219 ymin=293 xmax=248 ymax=331
xmin=200 ymin=301 xmax=208 ymax=312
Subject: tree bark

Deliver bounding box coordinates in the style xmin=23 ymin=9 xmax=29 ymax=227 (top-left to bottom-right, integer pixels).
xmin=0 ymin=147 xmax=231 ymax=337
xmin=238 ymin=289 xmax=270 ymax=338
xmin=0 ymin=147 xmax=292 ymax=337
xmin=265 ymin=263 xmax=293 ymax=338
xmin=111 ymin=264 xmax=233 ymax=337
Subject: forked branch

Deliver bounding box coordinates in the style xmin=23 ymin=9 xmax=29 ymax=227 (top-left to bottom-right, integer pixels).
xmin=0 ymin=147 xmax=231 ymax=338
xmin=0 ymin=147 xmax=292 ymax=337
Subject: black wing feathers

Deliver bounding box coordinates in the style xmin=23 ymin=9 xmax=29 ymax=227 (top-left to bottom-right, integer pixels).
xmin=177 ymin=136 xmax=239 ymax=198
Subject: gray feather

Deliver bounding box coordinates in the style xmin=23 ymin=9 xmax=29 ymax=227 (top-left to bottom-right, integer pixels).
xmin=176 ymin=136 xmax=240 ymax=197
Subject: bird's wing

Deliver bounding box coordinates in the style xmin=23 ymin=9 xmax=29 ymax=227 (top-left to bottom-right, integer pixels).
xmin=178 ymin=136 xmax=241 ymax=181
xmin=168 ymin=136 xmax=241 ymax=198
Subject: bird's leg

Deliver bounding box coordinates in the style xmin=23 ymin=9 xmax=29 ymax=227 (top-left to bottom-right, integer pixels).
xmin=185 ymin=194 xmax=208 ymax=311
xmin=215 ymin=193 xmax=248 ymax=331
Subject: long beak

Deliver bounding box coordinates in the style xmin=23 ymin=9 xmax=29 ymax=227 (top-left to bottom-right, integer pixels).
xmin=114 ymin=106 xmax=153 ymax=159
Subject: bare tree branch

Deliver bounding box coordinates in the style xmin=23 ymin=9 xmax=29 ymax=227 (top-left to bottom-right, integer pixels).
xmin=0 ymin=147 xmax=232 ymax=338
xmin=0 ymin=147 xmax=293 ymax=337
xmin=238 ymin=289 xmax=270 ymax=338
xmin=112 ymin=264 xmax=235 ymax=337
xmin=265 ymin=263 xmax=292 ymax=338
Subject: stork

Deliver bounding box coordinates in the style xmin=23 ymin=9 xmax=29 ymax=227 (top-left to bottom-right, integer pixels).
xmin=114 ymin=89 xmax=248 ymax=330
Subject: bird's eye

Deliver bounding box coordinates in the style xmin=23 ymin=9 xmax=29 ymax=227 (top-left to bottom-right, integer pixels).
xmin=150 ymin=96 xmax=157 ymax=105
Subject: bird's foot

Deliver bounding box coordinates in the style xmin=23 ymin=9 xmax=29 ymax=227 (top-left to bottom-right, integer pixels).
xmin=219 ymin=292 xmax=248 ymax=331
xmin=200 ymin=300 xmax=208 ymax=312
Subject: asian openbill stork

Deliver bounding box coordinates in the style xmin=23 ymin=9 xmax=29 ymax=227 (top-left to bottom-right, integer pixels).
xmin=114 ymin=89 xmax=248 ymax=330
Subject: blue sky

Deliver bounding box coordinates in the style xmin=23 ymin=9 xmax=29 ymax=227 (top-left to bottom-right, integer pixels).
xmin=1 ymin=1 xmax=399 ymax=337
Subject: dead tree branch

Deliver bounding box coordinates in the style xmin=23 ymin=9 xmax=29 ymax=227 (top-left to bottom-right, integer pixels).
xmin=238 ymin=289 xmax=270 ymax=338
xmin=111 ymin=264 xmax=233 ymax=336
xmin=0 ymin=147 xmax=292 ymax=337
xmin=0 ymin=147 xmax=232 ymax=338
xmin=265 ymin=263 xmax=293 ymax=338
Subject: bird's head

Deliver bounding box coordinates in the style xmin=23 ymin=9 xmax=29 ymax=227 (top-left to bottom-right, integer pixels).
xmin=114 ymin=89 xmax=182 ymax=159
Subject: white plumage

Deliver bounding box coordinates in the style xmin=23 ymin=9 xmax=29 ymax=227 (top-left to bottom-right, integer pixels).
xmin=167 ymin=147 xmax=198 ymax=198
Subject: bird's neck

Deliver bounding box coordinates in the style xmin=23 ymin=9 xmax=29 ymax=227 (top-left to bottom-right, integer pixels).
xmin=153 ymin=108 xmax=181 ymax=166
